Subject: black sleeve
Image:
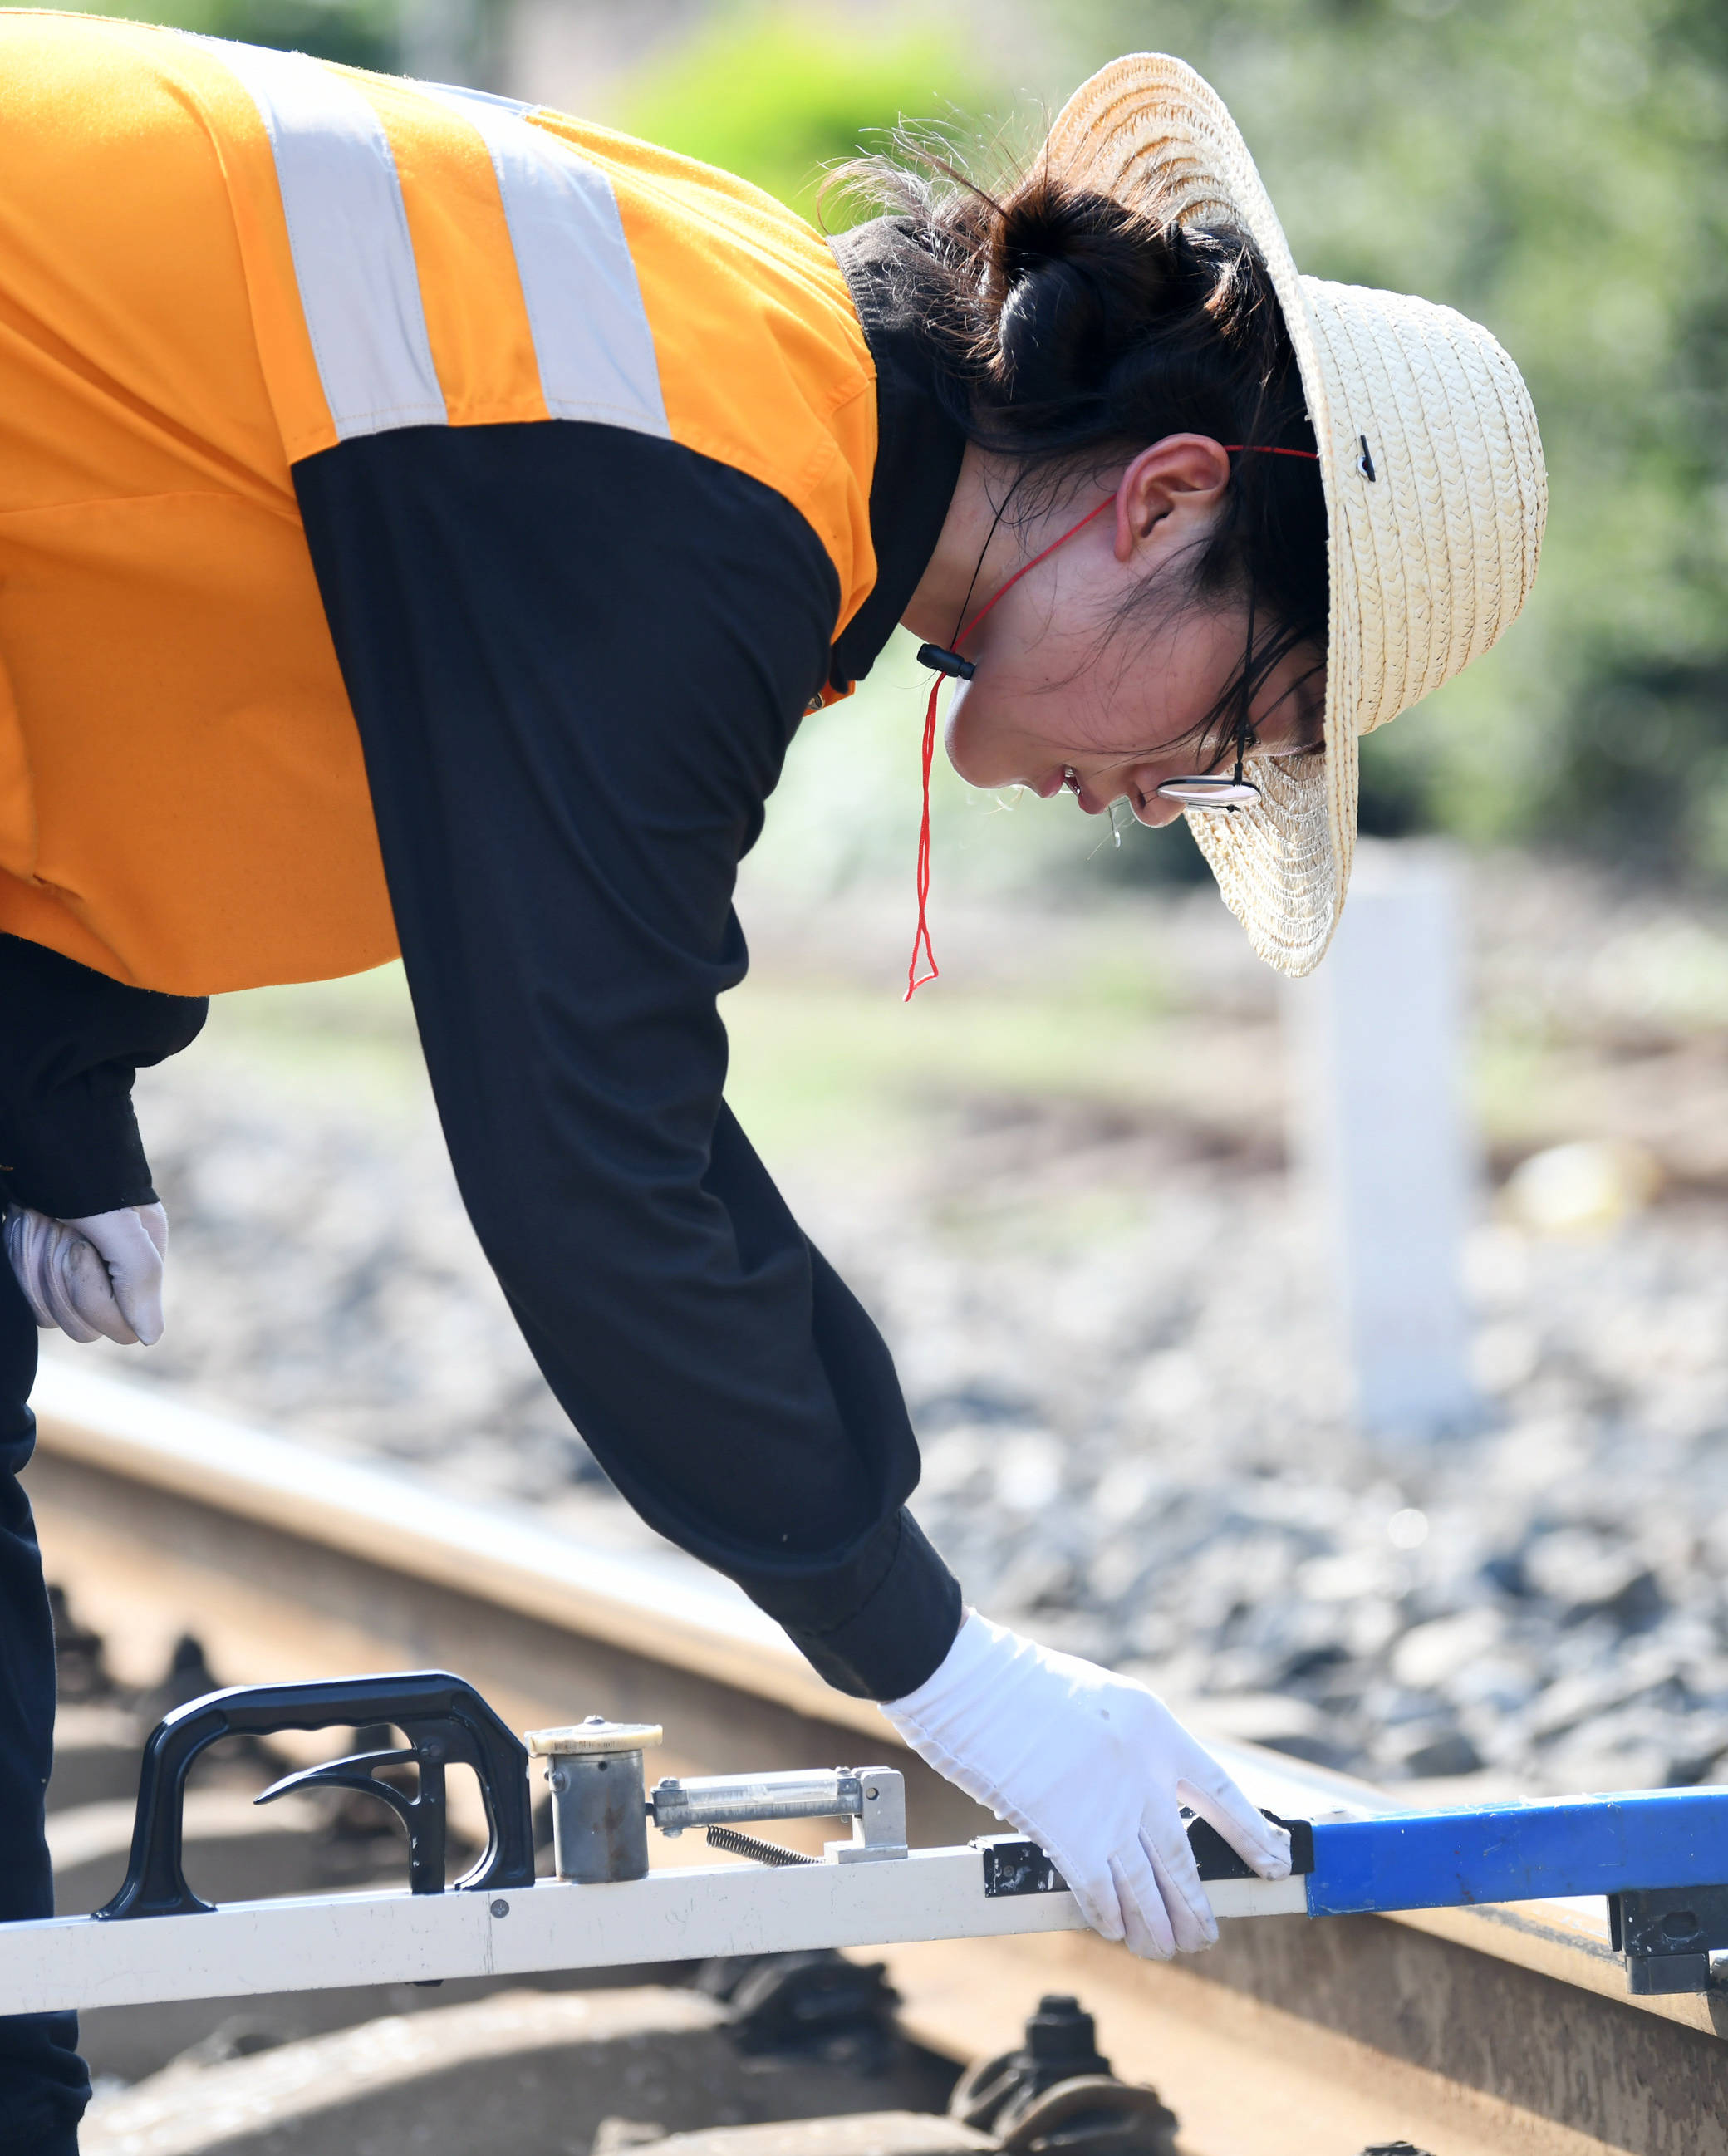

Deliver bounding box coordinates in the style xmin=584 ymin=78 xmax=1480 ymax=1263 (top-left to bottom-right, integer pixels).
xmin=0 ymin=935 xmax=207 ymax=1220
xmin=292 ymin=420 xmax=962 ymax=1702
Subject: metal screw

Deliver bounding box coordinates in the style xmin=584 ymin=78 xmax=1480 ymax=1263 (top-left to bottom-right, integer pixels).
xmin=549 ymin=1767 xmax=568 ymax=1793
xmin=490 ymin=1899 xmax=510 ymax=1918
xmin=866 ymin=1785 xmax=879 ymax=1800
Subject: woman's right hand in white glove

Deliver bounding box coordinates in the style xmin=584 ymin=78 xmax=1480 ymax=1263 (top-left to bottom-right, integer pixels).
xmin=3 ymin=1201 xmax=169 ymax=1346
xmin=882 ymin=1608 xmax=1291 ymax=1961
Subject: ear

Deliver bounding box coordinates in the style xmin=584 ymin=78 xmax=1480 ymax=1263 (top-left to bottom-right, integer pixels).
xmin=1114 ymin=436 xmax=1234 ymax=563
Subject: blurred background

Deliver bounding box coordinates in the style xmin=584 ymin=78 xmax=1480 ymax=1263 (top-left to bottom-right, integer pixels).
xmin=45 ymin=0 xmax=1728 ymax=1800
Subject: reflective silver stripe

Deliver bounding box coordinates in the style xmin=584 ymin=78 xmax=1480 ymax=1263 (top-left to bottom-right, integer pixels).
xmin=424 ymin=85 xmax=669 ymax=437
xmin=189 ymin=36 xmax=446 ymax=438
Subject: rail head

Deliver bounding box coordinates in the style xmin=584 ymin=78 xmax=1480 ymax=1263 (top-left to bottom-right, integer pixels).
xmin=31 ymin=1361 xmax=884 ymax=1736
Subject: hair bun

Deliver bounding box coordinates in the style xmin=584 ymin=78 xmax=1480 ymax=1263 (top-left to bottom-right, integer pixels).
xmin=994 ymin=181 xmax=1157 ymax=400
xmin=997 ymin=191 xmax=1093 ymax=283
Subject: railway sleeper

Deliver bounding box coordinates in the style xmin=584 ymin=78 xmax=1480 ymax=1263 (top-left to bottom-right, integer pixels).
xmin=47 ymin=1702 xmax=147 ymax=1813
xmin=78 ymin=1982 xmax=964 ymax=2156
xmin=46 ymin=1602 xmax=233 ymax=1815
xmin=77 ymin=1985 xmax=1203 ymax=2156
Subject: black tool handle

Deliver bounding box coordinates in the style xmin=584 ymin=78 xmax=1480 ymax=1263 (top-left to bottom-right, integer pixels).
xmin=96 ymin=1670 xmax=534 ymax=1920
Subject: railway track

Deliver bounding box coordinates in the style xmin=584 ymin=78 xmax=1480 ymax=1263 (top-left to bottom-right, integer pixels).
xmin=25 ymin=1357 xmax=1728 ymax=2156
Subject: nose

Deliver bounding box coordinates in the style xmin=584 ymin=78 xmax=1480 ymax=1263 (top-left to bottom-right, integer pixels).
xmin=1131 ymin=793 xmax=1187 ymax=829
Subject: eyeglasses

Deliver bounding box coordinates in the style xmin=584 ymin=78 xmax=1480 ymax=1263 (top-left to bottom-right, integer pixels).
xmin=1155 ymin=768 xmax=1261 ymax=810
xmin=1155 ymin=710 xmax=1261 ymax=810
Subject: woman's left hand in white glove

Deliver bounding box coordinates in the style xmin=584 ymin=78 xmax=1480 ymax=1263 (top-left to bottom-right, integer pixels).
xmin=3 ymin=1201 xmax=169 ymax=1345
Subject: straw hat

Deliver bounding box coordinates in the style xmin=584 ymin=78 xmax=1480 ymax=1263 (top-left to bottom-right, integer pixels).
xmin=1047 ymin=57 xmax=1547 ymax=976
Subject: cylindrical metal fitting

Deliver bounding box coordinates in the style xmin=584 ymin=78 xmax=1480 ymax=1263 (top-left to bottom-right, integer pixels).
xmin=524 ymin=1716 xmax=662 ymax=1884
xmin=650 ymin=1768 xmax=862 ymax=1837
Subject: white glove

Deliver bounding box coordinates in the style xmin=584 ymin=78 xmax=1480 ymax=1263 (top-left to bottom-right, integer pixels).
xmin=3 ymin=1201 xmax=169 ymax=1346
xmin=883 ymin=1608 xmax=1291 ymax=1960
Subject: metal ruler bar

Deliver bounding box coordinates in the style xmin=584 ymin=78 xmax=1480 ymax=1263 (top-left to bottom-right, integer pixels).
xmin=0 ymin=1850 xmax=1300 ymax=2017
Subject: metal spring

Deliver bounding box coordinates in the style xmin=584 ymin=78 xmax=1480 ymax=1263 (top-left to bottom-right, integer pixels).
xmin=704 ymin=1824 xmax=815 ymax=1868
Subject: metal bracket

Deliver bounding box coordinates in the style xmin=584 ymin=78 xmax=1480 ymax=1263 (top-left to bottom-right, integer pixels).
xmin=1610 ymin=1884 xmax=1728 ymax=1995
xmin=979 ymin=1839 xmax=1067 ymax=1898
xmin=837 ymin=1770 xmax=908 ymax=1864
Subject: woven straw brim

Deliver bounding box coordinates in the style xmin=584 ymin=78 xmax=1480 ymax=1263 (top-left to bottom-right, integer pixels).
xmin=1046 ymin=57 xmax=1547 ymax=975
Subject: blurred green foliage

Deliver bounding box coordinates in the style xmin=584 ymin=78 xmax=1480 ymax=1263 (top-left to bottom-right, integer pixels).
xmin=80 ymin=0 xmax=400 ymax=69
xmin=616 ymin=9 xmax=970 ymax=224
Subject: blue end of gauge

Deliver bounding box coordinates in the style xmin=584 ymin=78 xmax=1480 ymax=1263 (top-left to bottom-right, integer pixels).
xmin=1305 ymin=1788 xmax=1728 ymax=1917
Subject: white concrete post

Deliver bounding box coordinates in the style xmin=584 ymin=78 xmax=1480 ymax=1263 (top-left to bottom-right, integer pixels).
xmin=1284 ymin=842 xmax=1477 ymax=1437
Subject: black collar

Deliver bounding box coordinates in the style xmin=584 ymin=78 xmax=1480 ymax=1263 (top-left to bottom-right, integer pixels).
xmin=827 ymin=218 xmax=969 ymax=692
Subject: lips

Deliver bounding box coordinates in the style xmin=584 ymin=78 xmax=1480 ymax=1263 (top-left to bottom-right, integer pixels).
xmin=1028 ymin=766 xmax=1115 ymax=814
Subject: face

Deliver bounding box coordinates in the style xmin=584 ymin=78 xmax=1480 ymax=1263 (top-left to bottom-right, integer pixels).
xmin=945 ymin=582 xmax=1325 ymax=826
xmin=923 ymin=439 xmax=1325 ymax=827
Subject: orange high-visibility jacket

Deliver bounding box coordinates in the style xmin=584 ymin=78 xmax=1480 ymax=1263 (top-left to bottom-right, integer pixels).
xmin=0 ymin=11 xmax=881 ymax=993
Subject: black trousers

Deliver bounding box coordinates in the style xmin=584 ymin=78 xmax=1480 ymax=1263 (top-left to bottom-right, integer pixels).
xmin=0 ymin=1272 xmax=88 ymax=2151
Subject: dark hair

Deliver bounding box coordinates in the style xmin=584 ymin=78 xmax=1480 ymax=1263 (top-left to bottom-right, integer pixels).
xmin=828 ymin=142 xmax=1329 ymax=755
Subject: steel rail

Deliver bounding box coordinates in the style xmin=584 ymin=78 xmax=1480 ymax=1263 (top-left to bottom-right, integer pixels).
xmin=26 ymin=1359 xmax=1728 ymax=2155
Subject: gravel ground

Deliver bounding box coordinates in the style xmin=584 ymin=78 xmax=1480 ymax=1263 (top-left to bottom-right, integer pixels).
xmin=46 ymin=851 xmax=1728 ymax=1799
